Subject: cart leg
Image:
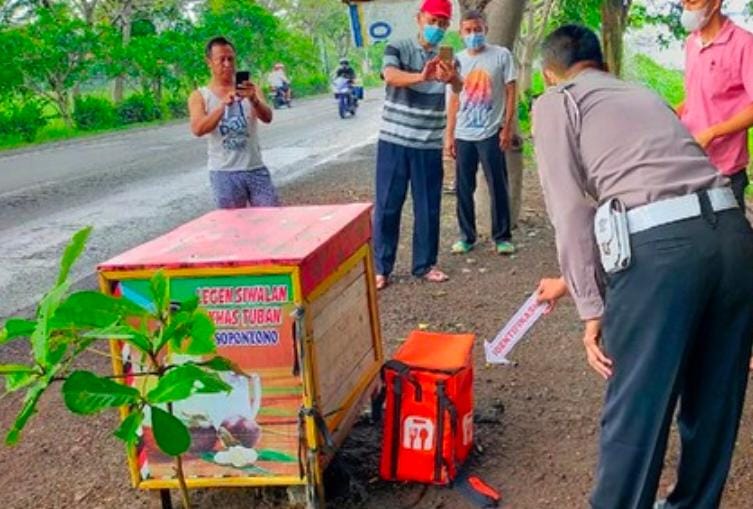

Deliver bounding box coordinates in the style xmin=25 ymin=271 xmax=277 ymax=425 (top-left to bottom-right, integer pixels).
xmin=160 ymin=489 xmax=173 ymax=509
xmin=286 ymin=486 xmax=307 ymax=508
xmin=306 ymin=482 xmax=324 ymax=509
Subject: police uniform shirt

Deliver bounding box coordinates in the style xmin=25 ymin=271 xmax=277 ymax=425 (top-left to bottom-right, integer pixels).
xmin=532 ymin=68 xmax=726 ymax=320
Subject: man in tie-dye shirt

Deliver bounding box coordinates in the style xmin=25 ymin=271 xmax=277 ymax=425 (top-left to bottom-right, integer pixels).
xmin=445 ymin=9 xmax=517 ymax=255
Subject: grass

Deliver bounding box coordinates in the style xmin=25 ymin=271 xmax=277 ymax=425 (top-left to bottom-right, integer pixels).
xmin=623 ymin=53 xmax=685 ymax=106
xmin=0 ymin=116 xmax=178 ymax=151
xmin=0 ymin=73 xmax=386 ymax=152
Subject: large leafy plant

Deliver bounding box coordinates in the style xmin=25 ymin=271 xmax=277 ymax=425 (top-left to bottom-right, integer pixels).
xmin=0 ymin=227 xmax=240 ymax=508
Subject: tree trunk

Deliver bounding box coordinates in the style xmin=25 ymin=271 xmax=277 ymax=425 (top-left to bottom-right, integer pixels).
xmin=601 ymin=0 xmax=632 ymax=77
xmin=154 ymin=76 xmax=162 ymax=104
xmin=55 ymin=89 xmax=72 ymax=127
xmin=113 ymin=1 xmax=134 ymax=103
xmin=485 ymin=0 xmax=527 ymax=229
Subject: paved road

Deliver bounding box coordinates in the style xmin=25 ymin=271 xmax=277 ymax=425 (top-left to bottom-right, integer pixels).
xmin=0 ymin=92 xmax=382 ymax=318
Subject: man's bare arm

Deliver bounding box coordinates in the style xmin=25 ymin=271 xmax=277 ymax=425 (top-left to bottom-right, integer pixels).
xmin=188 ymin=90 xmax=227 ymax=137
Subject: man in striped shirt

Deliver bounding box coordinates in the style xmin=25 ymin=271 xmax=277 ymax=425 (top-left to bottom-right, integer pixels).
xmin=374 ymin=0 xmax=462 ymax=290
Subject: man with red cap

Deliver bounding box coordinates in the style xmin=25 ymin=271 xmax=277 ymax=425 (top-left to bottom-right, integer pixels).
xmin=373 ymin=0 xmax=462 ymax=290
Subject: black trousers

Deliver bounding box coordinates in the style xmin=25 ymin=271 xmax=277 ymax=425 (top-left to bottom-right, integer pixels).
xmin=590 ymin=207 xmax=753 ymax=509
xmin=728 ymin=169 xmax=749 ymax=210
xmin=455 ymin=135 xmax=512 ymax=243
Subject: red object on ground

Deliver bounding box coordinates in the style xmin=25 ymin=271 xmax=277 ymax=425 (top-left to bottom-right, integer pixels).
xmin=98 ymin=204 xmax=372 ymax=297
xmin=420 ymin=0 xmax=453 ymax=18
xmin=380 ymin=330 xmax=474 ymax=485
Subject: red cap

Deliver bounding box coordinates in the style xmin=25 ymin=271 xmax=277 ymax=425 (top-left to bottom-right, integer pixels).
xmin=420 ymin=0 xmax=452 ymax=19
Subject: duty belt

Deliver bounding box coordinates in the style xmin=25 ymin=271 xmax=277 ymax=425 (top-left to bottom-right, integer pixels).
xmin=626 ymin=187 xmax=738 ymax=235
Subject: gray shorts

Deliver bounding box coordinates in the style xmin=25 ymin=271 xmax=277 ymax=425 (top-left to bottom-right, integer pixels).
xmin=209 ymin=167 xmax=280 ymax=209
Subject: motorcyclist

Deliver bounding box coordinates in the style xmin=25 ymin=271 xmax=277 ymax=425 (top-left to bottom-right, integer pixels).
xmin=334 ymin=58 xmax=358 ymax=106
xmin=267 ymin=63 xmax=291 ymax=104
xmin=335 ymin=58 xmax=357 ymax=82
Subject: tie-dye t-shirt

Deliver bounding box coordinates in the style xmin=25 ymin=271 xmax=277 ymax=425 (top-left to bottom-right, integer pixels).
xmin=455 ymin=45 xmax=517 ymax=141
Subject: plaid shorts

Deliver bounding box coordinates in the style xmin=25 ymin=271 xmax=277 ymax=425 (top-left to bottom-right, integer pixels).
xmin=209 ymin=167 xmax=280 ymax=209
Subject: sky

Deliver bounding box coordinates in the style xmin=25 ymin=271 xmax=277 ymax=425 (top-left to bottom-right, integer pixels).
xmin=630 ymin=0 xmax=753 ymax=68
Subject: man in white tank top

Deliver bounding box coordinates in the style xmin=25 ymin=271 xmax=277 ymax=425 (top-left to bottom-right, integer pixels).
xmin=188 ymin=36 xmax=279 ymax=208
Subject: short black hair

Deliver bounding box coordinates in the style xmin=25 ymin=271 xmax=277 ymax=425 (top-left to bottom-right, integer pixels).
xmin=541 ymin=25 xmax=603 ymax=72
xmin=461 ymin=9 xmax=486 ymax=23
xmin=205 ymin=36 xmax=235 ymax=58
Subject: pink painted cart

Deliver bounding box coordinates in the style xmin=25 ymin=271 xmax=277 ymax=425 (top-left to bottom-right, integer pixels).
xmin=98 ymin=204 xmax=384 ymax=508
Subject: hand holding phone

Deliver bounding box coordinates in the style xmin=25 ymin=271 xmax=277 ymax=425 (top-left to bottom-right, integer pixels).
xmin=438 ymin=46 xmax=454 ymax=65
xmin=235 ymin=71 xmax=250 ymax=89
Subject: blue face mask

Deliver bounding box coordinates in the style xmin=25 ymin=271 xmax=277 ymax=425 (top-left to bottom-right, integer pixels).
xmin=464 ymin=33 xmax=486 ymax=50
xmin=423 ymin=24 xmax=446 ymax=46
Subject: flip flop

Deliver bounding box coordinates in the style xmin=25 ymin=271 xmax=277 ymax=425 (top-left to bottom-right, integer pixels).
xmin=422 ymin=268 xmax=449 ymax=283
xmin=375 ymin=274 xmax=390 ymax=291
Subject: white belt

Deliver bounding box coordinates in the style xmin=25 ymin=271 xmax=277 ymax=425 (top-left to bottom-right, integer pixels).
xmin=627 ymin=187 xmax=738 ymax=235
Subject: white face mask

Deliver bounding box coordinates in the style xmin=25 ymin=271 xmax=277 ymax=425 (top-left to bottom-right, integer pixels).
xmin=680 ymin=5 xmax=711 ymax=32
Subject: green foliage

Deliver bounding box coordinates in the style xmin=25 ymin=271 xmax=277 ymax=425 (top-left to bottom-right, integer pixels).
xmin=165 ymin=94 xmax=188 ymax=118
xmin=550 ymin=0 xmax=602 ymax=30
xmin=1 ymin=0 xmax=370 ymax=147
xmin=114 ymin=411 xmax=144 ymax=446
xmin=0 ymin=227 xmax=238 ymax=471
xmin=624 ymin=53 xmax=684 ymax=106
xmin=73 ymin=95 xmax=117 ymax=130
xmin=5 ymin=6 xmax=101 ymax=124
xmin=62 ymin=371 xmax=141 ymax=415
xmin=117 ymin=93 xmax=162 ymax=124
xmin=630 ymin=1 xmax=685 ymax=47
xmin=147 ymin=364 xmax=231 ymax=404
xmin=0 ymin=100 xmax=47 ymax=142
xmin=151 ymin=406 xmax=191 ymax=456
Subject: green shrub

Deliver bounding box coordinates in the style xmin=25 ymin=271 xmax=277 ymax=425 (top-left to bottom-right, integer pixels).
xmin=117 ymin=93 xmax=162 ymax=124
xmin=164 ymin=95 xmax=188 ymax=119
xmin=624 ymin=53 xmax=684 ymax=106
xmin=73 ymin=95 xmax=117 ymax=130
xmin=292 ymin=74 xmax=329 ymax=96
xmin=0 ymin=100 xmax=48 ymax=142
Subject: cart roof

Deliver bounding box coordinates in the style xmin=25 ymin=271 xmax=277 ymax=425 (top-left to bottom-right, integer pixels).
xmin=98 ymin=204 xmax=373 ymax=294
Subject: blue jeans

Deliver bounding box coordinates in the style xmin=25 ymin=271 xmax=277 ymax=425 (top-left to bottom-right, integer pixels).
xmin=373 ymin=140 xmax=443 ymax=277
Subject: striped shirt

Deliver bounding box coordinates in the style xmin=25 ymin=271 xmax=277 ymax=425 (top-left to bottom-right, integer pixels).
xmin=380 ymin=37 xmax=447 ymax=150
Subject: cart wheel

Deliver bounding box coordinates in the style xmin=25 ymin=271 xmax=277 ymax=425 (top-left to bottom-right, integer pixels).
xmin=160 ymin=489 xmax=173 ymax=509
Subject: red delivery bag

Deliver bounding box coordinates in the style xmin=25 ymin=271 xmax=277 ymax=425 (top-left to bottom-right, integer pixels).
xmin=379 ymin=330 xmax=474 ymax=485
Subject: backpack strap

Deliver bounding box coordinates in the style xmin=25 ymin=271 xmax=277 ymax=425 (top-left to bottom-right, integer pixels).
xmin=454 ymin=467 xmax=502 ymax=508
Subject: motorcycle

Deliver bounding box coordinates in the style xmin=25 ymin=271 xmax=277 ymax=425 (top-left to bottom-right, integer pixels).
xmin=269 ymin=84 xmax=292 ymax=109
xmin=332 ymin=77 xmax=358 ymax=119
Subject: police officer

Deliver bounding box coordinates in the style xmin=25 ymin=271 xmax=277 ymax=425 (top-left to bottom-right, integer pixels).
xmin=533 ymin=25 xmax=753 ymax=509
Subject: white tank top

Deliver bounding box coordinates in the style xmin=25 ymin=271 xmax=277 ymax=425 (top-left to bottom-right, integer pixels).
xmin=199 ymin=87 xmax=265 ymax=172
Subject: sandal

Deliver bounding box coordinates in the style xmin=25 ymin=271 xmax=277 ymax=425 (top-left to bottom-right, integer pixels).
xmin=375 ymin=274 xmax=390 ymax=291
xmin=422 ymin=267 xmax=449 ymax=283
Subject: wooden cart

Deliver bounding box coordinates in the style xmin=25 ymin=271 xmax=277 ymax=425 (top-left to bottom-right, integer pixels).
xmin=97 ymin=204 xmax=384 ymax=508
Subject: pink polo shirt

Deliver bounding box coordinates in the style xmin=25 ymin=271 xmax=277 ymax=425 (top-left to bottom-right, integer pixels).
xmin=681 ymin=19 xmax=753 ymax=176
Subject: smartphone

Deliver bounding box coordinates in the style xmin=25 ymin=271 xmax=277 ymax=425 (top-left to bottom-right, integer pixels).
xmin=235 ymin=71 xmax=250 ymax=88
xmin=438 ymin=46 xmax=454 ymax=65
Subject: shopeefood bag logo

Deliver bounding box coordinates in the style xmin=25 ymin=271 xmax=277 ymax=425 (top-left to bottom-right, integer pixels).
xmin=403 ymin=416 xmax=435 ymax=451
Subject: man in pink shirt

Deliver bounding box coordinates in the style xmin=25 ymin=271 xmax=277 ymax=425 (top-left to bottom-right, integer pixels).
xmin=678 ymin=0 xmax=753 ymax=209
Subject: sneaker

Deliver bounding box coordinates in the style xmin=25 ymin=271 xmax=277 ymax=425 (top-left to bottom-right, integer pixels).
xmin=451 ymin=240 xmax=474 ymax=254
xmin=495 ymin=241 xmax=516 ymax=255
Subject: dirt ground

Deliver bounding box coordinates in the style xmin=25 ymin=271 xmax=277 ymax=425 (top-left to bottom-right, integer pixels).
xmin=1 ymin=144 xmax=752 ymax=508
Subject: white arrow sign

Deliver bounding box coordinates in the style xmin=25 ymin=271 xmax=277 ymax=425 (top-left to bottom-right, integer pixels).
xmin=485 ymin=291 xmax=548 ymax=365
